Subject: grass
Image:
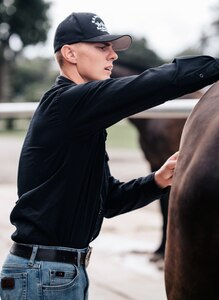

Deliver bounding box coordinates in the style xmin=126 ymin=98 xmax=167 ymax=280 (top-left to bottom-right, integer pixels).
xmin=106 ymin=120 xmax=139 ymax=149
xmin=0 ymin=130 xmax=26 ymax=138
xmin=0 ymin=119 xmax=140 ymax=149
xmin=0 ymin=119 xmax=28 ymax=138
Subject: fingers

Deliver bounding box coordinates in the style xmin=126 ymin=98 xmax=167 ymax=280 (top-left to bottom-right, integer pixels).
xmin=166 ymin=177 xmax=173 ymax=186
xmin=162 ymin=164 xmax=174 ymax=180
xmin=167 ymin=151 xmax=179 ymax=162
xmin=165 ymin=151 xmax=179 ymax=173
xmin=166 ymin=160 xmax=177 ymax=171
xmin=165 ymin=160 xmax=177 ymax=180
xmin=154 ymin=151 xmax=179 ymax=188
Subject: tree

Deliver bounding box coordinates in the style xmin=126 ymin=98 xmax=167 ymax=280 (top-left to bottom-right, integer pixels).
xmin=0 ymin=0 xmax=51 ymax=102
xmin=197 ymin=3 xmax=219 ymax=55
xmin=112 ymin=37 xmax=165 ymax=77
xmin=12 ymin=56 xmax=58 ymax=102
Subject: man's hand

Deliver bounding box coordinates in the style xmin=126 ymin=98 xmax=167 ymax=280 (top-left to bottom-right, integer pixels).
xmin=154 ymin=151 xmax=179 ymax=189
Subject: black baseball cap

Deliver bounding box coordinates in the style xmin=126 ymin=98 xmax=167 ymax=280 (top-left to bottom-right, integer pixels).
xmin=54 ymin=12 xmax=132 ymax=53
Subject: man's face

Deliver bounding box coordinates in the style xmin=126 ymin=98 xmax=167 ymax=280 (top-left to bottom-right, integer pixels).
xmin=70 ymin=42 xmax=118 ymax=82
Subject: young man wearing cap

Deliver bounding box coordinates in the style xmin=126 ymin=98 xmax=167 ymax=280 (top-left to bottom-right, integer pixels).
xmin=1 ymin=12 xmax=219 ymax=300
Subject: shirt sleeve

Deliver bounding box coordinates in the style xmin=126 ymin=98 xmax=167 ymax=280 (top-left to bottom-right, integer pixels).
xmin=59 ymin=55 xmax=219 ymax=136
xmin=104 ymin=172 xmax=169 ymax=218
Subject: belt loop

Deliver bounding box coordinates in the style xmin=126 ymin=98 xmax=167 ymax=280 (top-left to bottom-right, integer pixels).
xmin=28 ymin=245 xmax=38 ymax=267
xmin=77 ymin=250 xmax=81 ymax=266
xmin=85 ymin=246 xmax=92 ymax=268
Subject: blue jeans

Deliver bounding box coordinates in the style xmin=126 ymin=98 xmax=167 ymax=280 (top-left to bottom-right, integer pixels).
xmin=0 ymin=244 xmax=89 ymax=300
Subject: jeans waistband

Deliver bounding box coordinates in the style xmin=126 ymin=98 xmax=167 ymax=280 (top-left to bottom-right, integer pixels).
xmin=10 ymin=242 xmax=92 ymax=267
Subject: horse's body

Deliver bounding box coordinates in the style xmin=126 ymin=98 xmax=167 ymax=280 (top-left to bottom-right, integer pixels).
xmin=129 ymin=91 xmax=202 ymax=256
xmin=128 ymin=117 xmax=185 ymax=256
xmin=165 ymin=82 xmax=219 ymax=299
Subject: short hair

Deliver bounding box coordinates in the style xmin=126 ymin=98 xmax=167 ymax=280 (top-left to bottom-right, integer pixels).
xmin=55 ymin=50 xmax=64 ymax=68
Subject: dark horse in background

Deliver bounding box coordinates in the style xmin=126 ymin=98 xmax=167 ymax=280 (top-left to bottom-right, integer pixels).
xmin=129 ymin=90 xmax=203 ymax=265
xmin=112 ymin=61 xmax=203 ymax=266
xmin=165 ymin=81 xmax=219 ymax=299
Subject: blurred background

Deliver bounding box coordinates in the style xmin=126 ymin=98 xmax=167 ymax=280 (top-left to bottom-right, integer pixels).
xmin=0 ymin=0 xmax=219 ymax=299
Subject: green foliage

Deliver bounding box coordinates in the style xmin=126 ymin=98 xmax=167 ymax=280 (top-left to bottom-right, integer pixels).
xmin=0 ymin=0 xmax=51 ymax=103
xmin=107 ymin=120 xmax=139 ymax=149
xmin=0 ymin=0 xmax=51 ymax=48
xmin=116 ymin=37 xmax=165 ymax=71
xmin=11 ymin=56 xmax=58 ymax=102
xmin=197 ymin=3 xmax=219 ymax=54
xmin=175 ymin=47 xmax=202 ymax=57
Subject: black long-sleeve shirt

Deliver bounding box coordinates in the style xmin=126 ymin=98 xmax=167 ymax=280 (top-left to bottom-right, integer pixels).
xmin=10 ymin=55 xmax=219 ymax=248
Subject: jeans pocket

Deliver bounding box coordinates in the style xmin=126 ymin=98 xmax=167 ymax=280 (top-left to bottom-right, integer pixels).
xmin=0 ymin=270 xmax=27 ymax=300
xmin=49 ymin=267 xmax=78 ymax=287
xmin=42 ymin=264 xmax=80 ymax=299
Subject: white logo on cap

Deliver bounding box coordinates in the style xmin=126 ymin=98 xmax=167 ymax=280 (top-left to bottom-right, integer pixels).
xmin=91 ymin=15 xmax=108 ymax=32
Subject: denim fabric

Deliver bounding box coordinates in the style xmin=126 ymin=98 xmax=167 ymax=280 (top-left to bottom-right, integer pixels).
xmin=0 ymin=244 xmax=89 ymax=300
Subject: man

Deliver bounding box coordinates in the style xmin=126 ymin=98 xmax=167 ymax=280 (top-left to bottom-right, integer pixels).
xmin=1 ymin=12 xmax=219 ymax=300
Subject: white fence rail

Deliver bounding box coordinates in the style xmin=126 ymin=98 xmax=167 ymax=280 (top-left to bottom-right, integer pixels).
xmin=0 ymin=99 xmax=199 ymax=119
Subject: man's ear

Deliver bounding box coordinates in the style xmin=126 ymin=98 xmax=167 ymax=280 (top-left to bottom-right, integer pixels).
xmin=60 ymin=45 xmax=77 ymax=64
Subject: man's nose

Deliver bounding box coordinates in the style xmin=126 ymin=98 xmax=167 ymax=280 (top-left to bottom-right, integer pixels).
xmin=108 ymin=47 xmax=118 ymax=61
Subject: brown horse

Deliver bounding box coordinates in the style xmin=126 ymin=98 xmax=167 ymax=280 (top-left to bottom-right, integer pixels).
xmin=165 ymin=82 xmax=219 ymax=299
xmin=128 ymin=91 xmax=203 ymax=261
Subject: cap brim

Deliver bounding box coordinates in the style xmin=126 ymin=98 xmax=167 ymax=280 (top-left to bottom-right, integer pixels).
xmin=83 ymin=34 xmax=132 ymax=51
